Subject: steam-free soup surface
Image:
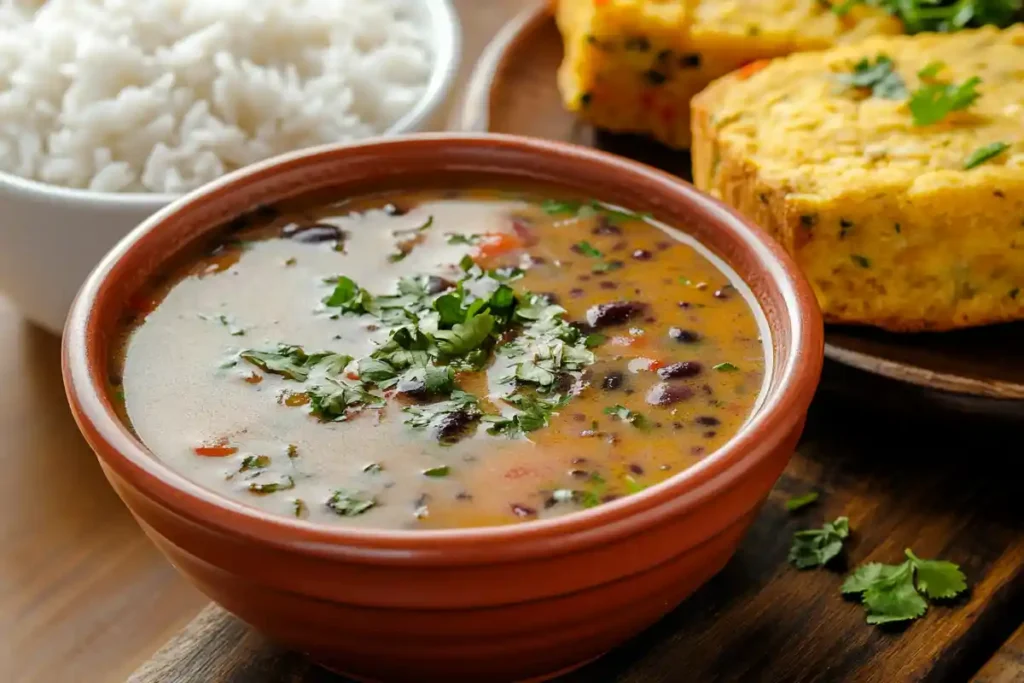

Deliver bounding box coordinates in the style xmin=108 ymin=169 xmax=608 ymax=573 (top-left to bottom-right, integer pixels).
xmin=116 ymin=189 xmax=767 ymax=530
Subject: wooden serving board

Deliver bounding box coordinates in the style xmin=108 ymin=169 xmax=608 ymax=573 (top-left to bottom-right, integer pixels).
xmin=129 ymin=397 xmax=1023 ymax=683
xmin=454 ymin=3 xmax=1024 ymax=417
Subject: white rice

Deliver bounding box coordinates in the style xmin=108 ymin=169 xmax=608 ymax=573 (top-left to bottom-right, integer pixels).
xmin=0 ymin=0 xmax=434 ymax=193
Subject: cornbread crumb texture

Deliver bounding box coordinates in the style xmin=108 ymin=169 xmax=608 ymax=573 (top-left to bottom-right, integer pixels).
xmin=555 ymin=0 xmax=902 ymax=148
xmin=692 ymin=26 xmax=1024 ymax=331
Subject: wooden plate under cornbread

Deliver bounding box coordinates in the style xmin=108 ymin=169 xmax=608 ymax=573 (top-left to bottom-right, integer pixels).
xmin=452 ymin=1 xmax=1024 ymax=413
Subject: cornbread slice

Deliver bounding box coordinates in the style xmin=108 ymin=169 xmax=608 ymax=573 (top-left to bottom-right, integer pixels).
xmin=692 ymin=26 xmax=1024 ymax=331
xmin=555 ymin=0 xmax=902 ymax=149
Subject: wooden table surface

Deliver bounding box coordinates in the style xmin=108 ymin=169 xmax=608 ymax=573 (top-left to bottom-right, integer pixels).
xmin=1 ymin=2 xmax=1021 ymax=683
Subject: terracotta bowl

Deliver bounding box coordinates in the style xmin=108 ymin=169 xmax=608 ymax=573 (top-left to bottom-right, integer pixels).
xmin=62 ymin=134 xmax=823 ymax=683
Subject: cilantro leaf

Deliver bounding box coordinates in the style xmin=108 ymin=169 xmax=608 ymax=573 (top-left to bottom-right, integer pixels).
xmin=832 ymin=0 xmax=1022 ymax=33
xmin=838 ymin=55 xmax=907 ymax=100
xmin=356 ymin=357 xmax=399 ymax=388
xmin=422 ymin=465 xmax=450 ymax=478
xmin=485 ymin=393 xmax=570 ymax=437
xmin=541 ymin=199 xmax=583 ymax=216
xmin=861 ymin=561 xmax=928 ymax=624
xmin=575 ymin=241 xmax=603 ymax=258
xmin=307 ymin=379 xmax=385 ymax=421
xmin=842 ymin=548 xmax=967 ymax=625
xmin=964 ymin=141 xmax=1010 ymax=170
xmin=248 ymin=475 xmax=295 ymax=494
xmin=326 ymin=489 xmax=376 ymax=516
xmin=905 ymin=549 xmax=967 ymax=599
xmin=403 ymin=390 xmax=482 ymax=444
xmin=909 ymin=76 xmax=982 ymax=126
xmin=584 ymin=333 xmax=607 ymax=348
xmin=713 ymin=362 xmax=739 ymax=372
xmin=785 ymin=491 xmax=820 ymax=511
xmin=918 ymin=61 xmax=945 ymax=79
xmin=446 ymin=233 xmax=482 ymax=245
xmin=788 ymin=516 xmax=850 ymax=569
xmin=603 ymin=404 xmax=649 ymax=428
xmin=323 ymin=275 xmax=374 ymax=314
xmin=434 ymin=312 xmax=496 ymax=358
xmin=240 ymin=345 xmax=351 ymax=382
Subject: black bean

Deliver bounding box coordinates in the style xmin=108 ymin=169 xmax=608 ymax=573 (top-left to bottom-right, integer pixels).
xmin=592 ymin=216 xmax=621 ymax=235
xmin=714 ymin=285 xmax=735 ymax=299
xmin=628 ymin=463 xmax=644 ymax=475
xmin=424 ymin=276 xmax=455 ymax=295
xmin=703 ymin=430 xmax=717 ymax=438
xmin=672 ymin=421 xmax=684 ymax=430
xmin=680 ymin=53 xmax=701 ymax=68
xmin=586 ymin=301 xmax=648 ymax=328
xmin=602 ymin=371 xmax=625 ymax=390
xmin=602 ymin=494 xmax=620 ymax=503
xmin=656 ymin=241 xmax=673 ymax=251
xmin=455 ymin=492 xmax=473 ymax=501
xmin=578 ymin=274 xmax=592 ymax=282
xmin=431 ymin=410 xmax=477 ymax=444
xmin=570 ymin=287 xmax=585 ymax=298
xmin=511 ymin=504 xmax=536 ymax=518
xmin=571 ymin=413 xmax=587 ymax=422
xmin=646 ymin=382 xmax=695 ymax=406
xmin=571 ymin=457 xmax=588 ymax=464
xmin=395 ymin=376 xmax=428 ymax=401
xmin=569 ymin=469 xmax=589 ymax=479
xmin=669 ymin=327 xmax=701 ymax=343
xmin=383 ymin=203 xmax=406 ymax=216
xmin=696 ymin=415 xmax=720 ymax=426
xmin=678 ymin=302 xmax=691 ymax=309
xmin=691 ymin=446 xmax=706 ymax=456
xmin=632 ymin=249 xmax=652 ymax=261
xmin=283 ymin=223 xmax=344 ymax=243
xmin=644 ymin=316 xmax=658 ymax=324
xmin=606 ymin=433 xmax=619 ymax=445
xmin=658 ymin=361 xmax=703 ymax=379
xmin=659 ymin=464 xmax=672 ymax=471
xmin=599 ymin=281 xmax=618 ymax=290
xmin=610 ymin=241 xmax=627 ymax=251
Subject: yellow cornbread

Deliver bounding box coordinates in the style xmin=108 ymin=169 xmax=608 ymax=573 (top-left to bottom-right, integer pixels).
xmin=692 ymin=26 xmax=1024 ymax=331
xmin=555 ymin=0 xmax=901 ymax=148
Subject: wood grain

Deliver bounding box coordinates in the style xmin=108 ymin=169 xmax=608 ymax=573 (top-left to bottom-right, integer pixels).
xmin=128 ymin=399 xmax=1024 ymax=683
xmin=975 ymin=624 xmax=1024 ymax=683
xmin=0 ymin=297 xmax=207 ymax=683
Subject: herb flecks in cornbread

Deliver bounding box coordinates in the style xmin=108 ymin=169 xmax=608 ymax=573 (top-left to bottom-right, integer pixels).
xmin=692 ymin=26 xmax=1024 ymax=331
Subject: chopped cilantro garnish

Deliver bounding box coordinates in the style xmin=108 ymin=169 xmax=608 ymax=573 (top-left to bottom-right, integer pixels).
xmin=713 ymin=362 xmax=739 ymax=372
xmin=239 ymin=345 xmax=352 ymax=382
xmin=788 ymin=516 xmax=850 ymax=569
xmin=422 ymin=465 xmax=450 ymax=478
xmin=842 ymin=548 xmax=967 ymax=625
xmin=323 ymin=275 xmax=374 ymax=314
xmin=403 ymin=390 xmax=482 ymax=442
xmin=199 ymin=313 xmax=246 ymax=336
xmin=446 ymin=233 xmax=481 ymax=245
xmin=239 ymin=455 xmax=271 ymax=472
xmin=362 ymin=462 xmax=383 ymax=474
xmin=838 ymin=55 xmax=907 ymax=100
xmin=603 ymin=404 xmax=648 ymax=428
xmin=831 ymin=0 xmax=1021 ymax=33
xmin=584 ymin=333 xmax=607 ymax=348
xmin=434 ymin=313 xmax=496 ymax=358
xmin=541 ymin=199 xmax=583 ymax=216
xmin=484 ymin=393 xmax=570 ymax=437
xmin=326 ymin=489 xmax=376 ymax=516
xmin=575 ymin=241 xmax=603 ymax=258
xmin=307 ymin=379 xmax=385 ymax=422
xmin=785 ymin=491 xmax=820 ymax=511
xmin=909 ymin=76 xmax=982 ymax=126
xmin=964 ymin=141 xmax=1010 ymax=169
xmin=248 ymin=476 xmax=294 ymax=494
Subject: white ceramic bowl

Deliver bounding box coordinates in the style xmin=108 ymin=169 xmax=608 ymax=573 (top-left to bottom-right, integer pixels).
xmin=0 ymin=0 xmax=460 ymax=335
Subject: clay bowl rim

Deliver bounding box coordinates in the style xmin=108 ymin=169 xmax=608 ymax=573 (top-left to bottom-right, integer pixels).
xmin=63 ymin=133 xmax=823 ymax=564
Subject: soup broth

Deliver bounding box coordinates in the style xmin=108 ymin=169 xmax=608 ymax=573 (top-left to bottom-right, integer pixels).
xmin=115 ymin=189 xmax=768 ymax=530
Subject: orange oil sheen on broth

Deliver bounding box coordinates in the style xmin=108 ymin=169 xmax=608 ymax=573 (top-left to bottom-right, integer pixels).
xmin=114 ymin=188 xmax=768 ymax=530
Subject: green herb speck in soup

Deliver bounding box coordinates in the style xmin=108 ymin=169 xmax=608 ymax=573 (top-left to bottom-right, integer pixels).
xmin=114 ymin=188 xmax=770 ymax=530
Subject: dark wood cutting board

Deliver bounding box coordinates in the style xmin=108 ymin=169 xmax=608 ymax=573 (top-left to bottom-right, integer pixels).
xmin=129 ymin=397 xmax=1024 ymax=683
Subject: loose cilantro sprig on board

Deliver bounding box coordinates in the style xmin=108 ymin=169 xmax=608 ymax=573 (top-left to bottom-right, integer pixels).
xmin=842 ymin=549 xmax=967 ymax=625
xmin=788 ymin=516 xmax=851 ymax=569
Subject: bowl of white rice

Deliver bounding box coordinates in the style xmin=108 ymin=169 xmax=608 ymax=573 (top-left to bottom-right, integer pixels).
xmin=0 ymin=0 xmax=459 ymax=334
